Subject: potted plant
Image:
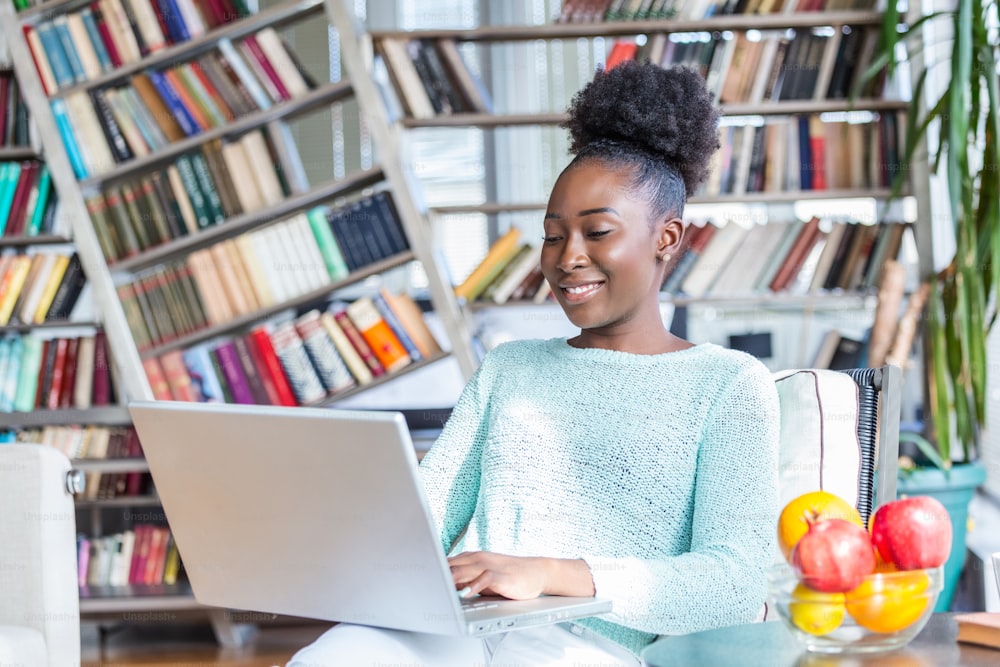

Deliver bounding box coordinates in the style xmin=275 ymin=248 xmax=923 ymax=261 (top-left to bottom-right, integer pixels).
xmin=866 ymin=0 xmax=998 ymax=610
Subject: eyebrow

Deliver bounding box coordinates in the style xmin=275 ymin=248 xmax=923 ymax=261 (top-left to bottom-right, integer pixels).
xmin=544 ymin=207 xmax=620 ymax=220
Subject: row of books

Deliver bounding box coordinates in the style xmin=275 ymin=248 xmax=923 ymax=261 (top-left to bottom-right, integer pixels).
xmin=381 ymin=18 xmax=885 ymax=121
xmin=23 ymin=0 xmax=250 ymax=93
xmin=115 ymin=195 xmax=409 ymax=351
xmin=453 ymin=226 xmax=551 ymax=305
xmin=664 ymin=218 xmax=908 ymax=298
xmin=0 ymin=251 xmax=86 ymax=325
xmin=144 ymin=295 xmax=442 ymax=406
xmin=0 ymin=71 xmax=31 ymax=148
xmin=618 ymin=23 xmax=882 ymax=106
xmin=78 ymin=525 xmax=181 ymax=589
xmin=375 ymin=37 xmax=493 ymax=120
xmin=40 ymin=26 xmax=313 ymax=180
xmin=0 ymin=332 xmax=118 ymax=413
xmin=701 ymin=111 xmax=900 ymax=197
xmin=0 ymin=161 xmax=58 ymax=239
xmin=556 ymin=0 xmax=877 ymax=23
xmin=6 ymin=425 xmax=146 ymax=500
xmin=86 ymin=129 xmax=291 ymax=262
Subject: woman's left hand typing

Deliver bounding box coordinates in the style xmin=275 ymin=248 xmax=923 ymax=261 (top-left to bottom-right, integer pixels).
xmin=448 ymin=551 xmax=595 ymax=600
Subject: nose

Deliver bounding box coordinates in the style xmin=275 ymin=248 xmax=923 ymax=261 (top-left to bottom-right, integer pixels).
xmin=556 ymin=233 xmax=589 ymax=273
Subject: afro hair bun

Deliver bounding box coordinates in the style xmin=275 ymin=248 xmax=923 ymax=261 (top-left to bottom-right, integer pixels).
xmin=563 ymin=61 xmax=721 ymax=196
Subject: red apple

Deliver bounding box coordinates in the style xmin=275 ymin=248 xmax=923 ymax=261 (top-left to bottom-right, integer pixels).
xmin=791 ymin=518 xmax=876 ymax=592
xmin=870 ymin=496 xmax=952 ymax=570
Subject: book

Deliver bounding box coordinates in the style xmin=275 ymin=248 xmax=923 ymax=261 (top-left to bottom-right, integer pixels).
xmin=247 ymin=326 xmax=298 ymax=406
xmin=331 ymin=305 xmax=385 ymax=378
xmin=377 ymin=38 xmax=436 ymax=119
xmin=318 ymin=311 xmax=372 ymax=385
xmin=769 ymin=217 xmax=822 ymax=293
xmin=379 ymin=290 xmax=441 ymax=358
xmin=346 ymin=297 xmax=411 ymax=374
xmin=681 ymin=222 xmax=751 ymax=298
xmin=268 ymin=322 xmax=326 ymax=405
xmin=954 ymin=612 xmax=1000 ymax=650
xmin=294 ymin=310 xmax=355 ymax=394
xmin=232 ymin=335 xmax=271 ymax=405
xmin=211 ymin=340 xmax=255 ymax=405
xmin=454 ymin=226 xmax=522 ymax=301
xmin=372 ymin=292 xmax=422 ymax=362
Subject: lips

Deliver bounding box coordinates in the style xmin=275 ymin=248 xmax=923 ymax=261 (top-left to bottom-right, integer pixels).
xmin=560 ymin=281 xmax=604 ymax=302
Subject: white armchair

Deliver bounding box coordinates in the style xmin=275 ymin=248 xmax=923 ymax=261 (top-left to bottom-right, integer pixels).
xmin=0 ymin=444 xmax=82 ymax=667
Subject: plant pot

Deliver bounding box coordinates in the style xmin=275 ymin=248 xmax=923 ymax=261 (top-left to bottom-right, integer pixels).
xmin=896 ymin=461 xmax=987 ymax=611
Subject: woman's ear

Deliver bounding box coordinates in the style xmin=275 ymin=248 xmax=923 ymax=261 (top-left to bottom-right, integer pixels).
xmin=656 ymin=217 xmax=686 ymax=262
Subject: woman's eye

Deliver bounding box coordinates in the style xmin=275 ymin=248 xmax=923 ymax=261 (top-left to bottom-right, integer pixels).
xmin=542 ymin=235 xmax=561 ymax=243
xmin=587 ymin=230 xmax=612 ymax=238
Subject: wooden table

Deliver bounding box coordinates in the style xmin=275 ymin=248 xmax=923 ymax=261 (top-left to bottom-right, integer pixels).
xmin=641 ymin=614 xmax=997 ymax=666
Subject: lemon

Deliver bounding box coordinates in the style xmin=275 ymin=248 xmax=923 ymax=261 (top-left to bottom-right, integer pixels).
xmin=789 ymin=583 xmax=847 ymax=635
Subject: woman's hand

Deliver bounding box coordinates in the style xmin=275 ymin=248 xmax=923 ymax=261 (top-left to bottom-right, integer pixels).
xmin=447 ymin=551 xmax=595 ymax=600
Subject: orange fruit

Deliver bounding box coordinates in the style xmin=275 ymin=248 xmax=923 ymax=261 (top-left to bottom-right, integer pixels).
xmin=845 ymin=570 xmax=931 ymax=633
xmin=778 ymin=491 xmax=864 ymax=562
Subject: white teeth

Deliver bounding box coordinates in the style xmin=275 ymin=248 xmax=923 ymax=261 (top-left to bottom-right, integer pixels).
xmin=566 ymin=284 xmax=599 ymax=295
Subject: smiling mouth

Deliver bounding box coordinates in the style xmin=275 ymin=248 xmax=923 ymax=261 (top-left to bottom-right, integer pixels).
xmin=561 ymin=282 xmax=604 ymax=301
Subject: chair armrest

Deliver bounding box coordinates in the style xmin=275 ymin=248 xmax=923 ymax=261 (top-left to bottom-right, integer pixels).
xmin=0 ymin=445 xmax=81 ymax=667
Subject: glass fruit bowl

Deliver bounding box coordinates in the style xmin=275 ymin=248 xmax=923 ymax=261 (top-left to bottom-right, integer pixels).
xmin=767 ymin=565 xmax=943 ymax=654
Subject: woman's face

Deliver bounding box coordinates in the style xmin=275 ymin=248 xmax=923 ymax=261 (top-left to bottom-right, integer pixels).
xmin=541 ymin=160 xmax=682 ymax=347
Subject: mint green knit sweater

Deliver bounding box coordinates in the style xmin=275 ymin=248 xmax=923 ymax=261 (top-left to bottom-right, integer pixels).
xmin=419 ymin=338 xmax=780 ymax=656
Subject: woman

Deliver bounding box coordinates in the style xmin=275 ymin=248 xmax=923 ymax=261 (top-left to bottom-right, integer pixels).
xmin=289 ymin=61 xmax=780 ymax=667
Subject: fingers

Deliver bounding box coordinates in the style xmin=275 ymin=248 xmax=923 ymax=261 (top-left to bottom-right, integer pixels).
xmin=448 ymin=552 xmax=489 ymax=589
xmin=461 ymin=571 xmax=495 ymax=598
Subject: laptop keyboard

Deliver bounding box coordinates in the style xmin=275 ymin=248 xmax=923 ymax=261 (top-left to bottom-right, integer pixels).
xmin=461 ymin=599 xmax=500 ymax=610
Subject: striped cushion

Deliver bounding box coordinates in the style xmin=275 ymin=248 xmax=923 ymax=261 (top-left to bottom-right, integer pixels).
xmin=773 ymin=369 xmax=863 ymax=519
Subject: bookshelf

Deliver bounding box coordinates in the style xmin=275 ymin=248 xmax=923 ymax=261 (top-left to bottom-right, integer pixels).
xmin=366 ymin=1 xmax=917 ymax=371
xmin=1 ymin=0 xmax=480 ymax=641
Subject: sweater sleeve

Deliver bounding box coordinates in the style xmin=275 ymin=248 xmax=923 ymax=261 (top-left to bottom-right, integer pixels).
xmin=581 ymin=363 xmax=780 ymax=636
xmin=418 ymin=354 xmax=493 ymax=555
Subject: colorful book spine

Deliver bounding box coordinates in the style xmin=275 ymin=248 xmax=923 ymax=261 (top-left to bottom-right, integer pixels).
xmin=50 ymin=99 xmax=89 ymax=179
xmin=269 ymin=322 xmax=326 ymax=405
xmin=248 ymin=326 xmax=298 ymax=406
xmin=331 ymin=306 xmax=384 ymax=378
xmin=146 ymin=69 xmax=201 ymax=137
xmin=294 ymin=310 xmax=355 ymax=394
xmin=372 ymin=292 xmax=422 ymax=362
xmin=211 ymin=340 xmax=255 ymax=405
xmin=346 ymin=297 xmax=411 ymax=373
xmin=305 ymin=206 xmax=349 ymax=280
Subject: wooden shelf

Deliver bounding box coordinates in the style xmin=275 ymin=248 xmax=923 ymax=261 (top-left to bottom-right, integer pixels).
xmin=0 ymin=234 xmax=72 ymax=248
xmin=310 ymin=350 xmax=453 ymax=407
xmin=75 ymin=495 xmax=162 ymax=508
xmin=0 ymin=146 xmax=39 ymax=160
xmin=110 ymin=167 xmax=386 ymax=273
xmin=0 ymin=406 xmax=131 ymax=429
xmin=466 ymin=292 xmax=879 ymax=311
xmin=138 ymin=251 xmax=418 ymax=358
xmin=44 ymin=0 xmax=325 ymax=97
xmin=665 ymin=291 xmax=879 ymax=308
xmin=78 ymin=582 xmax=197 ymax=614
xmin=78 ymin=80 xmax=354 ymax=190
xmin=430 ymin=189 xmax=913 ymax=215
xmin=0 ymin=320 xmax=100 ymax=333
xmin=72 ymin=458 xmax=150 ymax=474
xmin=370 ymin=10 xmax=886 ymax=42
xmin=401 ymin=100 xmax=907 ymax=127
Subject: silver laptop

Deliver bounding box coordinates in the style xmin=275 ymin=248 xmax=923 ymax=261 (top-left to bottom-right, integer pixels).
xmin=128 ymin=400 xmax=611 ymax=636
